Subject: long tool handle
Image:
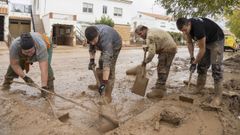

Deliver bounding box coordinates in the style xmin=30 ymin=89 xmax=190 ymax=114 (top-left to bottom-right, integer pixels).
xmin=92 ymin=68 xmax=108 ymax=104
xmin=45 ymin=98 xmax=58 ymax=119
xmin=12 ymin=81 xmax=98 ymax=114
xmin=92 ymin=67 xmax=100 ymax=85
xmin=12 ymin=81 xmax=119 ymax=124
xmin=142 ymin=50 xmax=147 ymax=77
xmin=187 ymin=71 xmax=193 ymax=91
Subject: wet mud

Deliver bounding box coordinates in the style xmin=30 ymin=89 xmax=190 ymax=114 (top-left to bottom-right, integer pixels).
xmin=0 ymin=44 xmax=240 ymax=135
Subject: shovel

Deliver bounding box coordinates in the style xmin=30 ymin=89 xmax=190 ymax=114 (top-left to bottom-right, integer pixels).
xmin=45 ymin=98 xmax=70 ymax=122
xmin=187 ymin=71 xmax=193 ymax=91
xmin=12 ymin=81 xmax=70 ymax=122
xmin=131 ymin=50 xmax=149 ymax=96
xmin=91 ymin=66 xmax=119 ymax=125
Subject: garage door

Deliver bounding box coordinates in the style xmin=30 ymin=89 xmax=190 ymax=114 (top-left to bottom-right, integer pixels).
xmin=9 ymin=19 xmax=31 ymax=38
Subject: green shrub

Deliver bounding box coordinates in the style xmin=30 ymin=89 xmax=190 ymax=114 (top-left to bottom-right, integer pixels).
xmin=95 ymin=15 xmax=115 ymax=27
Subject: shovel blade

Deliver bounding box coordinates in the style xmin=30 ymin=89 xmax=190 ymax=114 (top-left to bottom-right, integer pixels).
xmin=58 ymin=112 xmax=70 ymax=122
xmin=131 ymin=73 xmax=149 ymax=97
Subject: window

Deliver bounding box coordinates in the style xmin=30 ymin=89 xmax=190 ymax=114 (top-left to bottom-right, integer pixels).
xmin=10 ymin=3 xmax=31 ymax=13
xmin=83 ymin=3 xmax=93 ymax=13
xmin=113 ymin=7 xmax=122 ymax=17
xmin=103 ymin=5 xmax=107 ymax=14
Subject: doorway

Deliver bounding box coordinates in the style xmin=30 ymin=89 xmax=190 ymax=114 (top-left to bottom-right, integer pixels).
xmin=0 ymin=16 xmax=4 ymax=41
xmin=52 ymin=24 xmax=74 ymax=45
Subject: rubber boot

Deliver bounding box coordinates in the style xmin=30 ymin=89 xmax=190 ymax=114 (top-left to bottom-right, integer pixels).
xmin=99 ymin=80 xmax=114 ymax=105
xmin=147 ymin=84 xmax=166 ymax=98
xmin=126 ymin=65 xmax=141 ymax=75
xmin=190 ymin=74 xmax=206 ymax=95
xmin=210 ymin=81 xmax=222 ymax=106
xmin=1 ymin=78 xmax=13 ymax=90
xmin=88 ymin=84 xmax=98 ymax=91
xmin=88 ymin=68 xmax=103 ymax=91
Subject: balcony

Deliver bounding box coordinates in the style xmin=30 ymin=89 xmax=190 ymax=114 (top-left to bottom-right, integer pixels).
xmin=0 ymin=0 xmax=8 ymax=15
xmin=10 ymin=3 xmax=31 ymax=13
xmin=44 ymin=12 xmax=77 ymax=21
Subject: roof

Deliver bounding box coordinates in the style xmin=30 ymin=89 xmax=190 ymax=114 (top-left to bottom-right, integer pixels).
xmin=108 ymin=0 xmax=133 ymax=4
xmin=138 ymin=11 xmax=173 ymax=21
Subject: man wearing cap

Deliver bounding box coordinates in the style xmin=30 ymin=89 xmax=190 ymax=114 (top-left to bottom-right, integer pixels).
xmin=135 ymin=25 xmax=177 ymax=99
xmin=85 ymin=24 xmax=122 ymax=104
xmin=1 ymin=32 xmax=54 ymax=97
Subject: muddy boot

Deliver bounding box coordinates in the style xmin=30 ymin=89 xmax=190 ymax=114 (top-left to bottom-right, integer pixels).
xmin=190 ymin=74 xmax=206 ymax=95
xmin=147 ymin=85 xmax=166 ymax=98
xmin=151 ymin=83 xmax=165 ymax=90
xmin=1 ymin=78 xmax=13 ymax=90
xmin=88 ymin=84 xmax=98 ymax=91
xmin=126 ymin=65 xmax=141 ymax=75
xmin=210 ymin=81 xmax=223 ymax=106
xmin=99 ymin=80 xmax=114 ymax=105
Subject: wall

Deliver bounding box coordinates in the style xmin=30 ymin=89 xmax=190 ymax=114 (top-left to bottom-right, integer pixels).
xmin=114 ymin=24 xmax=130 ymax=46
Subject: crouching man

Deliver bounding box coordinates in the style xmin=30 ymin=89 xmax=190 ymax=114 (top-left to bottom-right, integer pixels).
xmin=85 ymin=25 xmax=122 ymax=104
xmin=135 ymin=25 xmax=177 ymax=98
xmin=1 ymin=32 xmax=54 ymax=97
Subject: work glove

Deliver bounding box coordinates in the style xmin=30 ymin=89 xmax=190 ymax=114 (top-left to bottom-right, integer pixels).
xmin=41 ymin=86 xmax=49 ymax=98
xmin=142 ymin=61 xmax=147 ymax=67
xmin=189 ymin=64 xmax=196 ymax=73
xmin=190 ymin=57 xmax=195 ymax=64
xmin=88 ymin=58 xmax=96 ymax=70
xmin=143 ymin=47 xmax=149 ymax=52
xmin=23 ymin=76 xmax=34 ymax=85
xmin=98 ymin=80 xmax=108 ymax=95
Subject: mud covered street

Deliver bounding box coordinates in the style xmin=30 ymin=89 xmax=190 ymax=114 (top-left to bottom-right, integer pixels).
xmin=0 ymin=44 xmax=240 ymax=135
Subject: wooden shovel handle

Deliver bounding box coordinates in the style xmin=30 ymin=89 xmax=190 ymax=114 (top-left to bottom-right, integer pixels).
xmin=92 ymin=66 xmax=100 ymax=86
xmin=141 ymin=50 xmax=147 ymax=77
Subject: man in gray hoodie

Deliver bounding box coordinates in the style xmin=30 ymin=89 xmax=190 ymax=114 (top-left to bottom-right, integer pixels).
xmin=85 ymin=25 xmax=122 ymax=104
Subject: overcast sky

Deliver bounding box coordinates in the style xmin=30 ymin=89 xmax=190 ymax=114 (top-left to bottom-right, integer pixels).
xmin=132 ymin=0 xmax=166 ymax=15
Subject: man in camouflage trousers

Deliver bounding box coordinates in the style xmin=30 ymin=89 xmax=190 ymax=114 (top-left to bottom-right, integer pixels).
xmin=85 ymin=24 xmax=122 ymax=104
xmin=135 ymin=25 xmax=177 ymax=98
xmin=176 ymin=17 xmax=224 ymax=106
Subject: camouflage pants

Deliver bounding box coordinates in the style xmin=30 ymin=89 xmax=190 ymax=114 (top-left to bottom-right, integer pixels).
xmin=4 ymin=47 xmax=54 ymax=89
xmin=98 ymin=48 xmax=121 ymax=91
xmin=156 ymin=52 xmax=176 ymax=86
xmin=197 ymin=39 xmax=224 ymax=83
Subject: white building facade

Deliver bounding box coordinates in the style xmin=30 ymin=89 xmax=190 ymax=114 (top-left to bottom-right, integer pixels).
xmin=131 ymin=11 xmax=179 ymax=33
xmin=32 ymin=0 xmax=133 ymax=45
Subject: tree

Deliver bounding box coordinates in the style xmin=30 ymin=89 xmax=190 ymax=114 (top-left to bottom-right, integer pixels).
xmin=155 ymin=0 xmax=240 ymax=17
xmin=226 ymin=10 xmax=240 ymax=39
xmin=95 ymin=15 xmax=115 ymax=27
